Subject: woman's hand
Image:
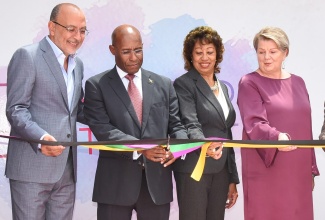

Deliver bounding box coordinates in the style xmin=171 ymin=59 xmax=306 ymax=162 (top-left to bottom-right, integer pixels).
xmin=278 ymin=146 xmax=297 ymax=151
xmin=225 ymin=183 xmax=238 ymax=209
xmin=277 ymin=133 xmax=297 ymax=152
xmin=206 ymin=142 xmax=223 ymax=160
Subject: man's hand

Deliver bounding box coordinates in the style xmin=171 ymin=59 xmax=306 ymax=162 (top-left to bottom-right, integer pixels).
xmin=142 ymin=146 xmax=169 ymax=163
xmin=40 ymin=134 xmax=65 ymax=157
xmin=161 ymin=150 xmax=176 ymax=167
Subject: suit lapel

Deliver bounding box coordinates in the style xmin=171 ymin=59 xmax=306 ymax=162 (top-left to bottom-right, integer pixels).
xmin=140 ymin=69 xmax=154 ymax=134
xmin=40 ymin=38 xmax=69 ymax=110
xmin=108 ymin=67 xmax=141 ymax=129
xmin=70 ymin=61 xmax=82 ymax=113
xmin=189 ymin=69 xmax=227 ymax=127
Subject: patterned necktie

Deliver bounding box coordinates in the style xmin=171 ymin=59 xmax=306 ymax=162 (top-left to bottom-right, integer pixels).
xmin=125 ymin=74 xmax=143 ymax=125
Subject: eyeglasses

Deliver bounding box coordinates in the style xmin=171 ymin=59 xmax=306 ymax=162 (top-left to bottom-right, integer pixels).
xmin=52 ymin=21 xmax=89 ymax=36
xmin=120 ymin=49 xmax=143 ymax=56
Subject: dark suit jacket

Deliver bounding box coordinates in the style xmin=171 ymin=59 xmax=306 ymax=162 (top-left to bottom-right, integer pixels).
xmin=84 ymin=66 xmax=188 ymax=206
xmin=173 ymin=68 xmax=239 ymax=184
xmin=6 ymin=37 xmax=84 ymax=183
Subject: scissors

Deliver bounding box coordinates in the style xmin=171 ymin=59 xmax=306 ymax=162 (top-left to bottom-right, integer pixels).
xmin=165 ymin=136 xmax=170 ymax=152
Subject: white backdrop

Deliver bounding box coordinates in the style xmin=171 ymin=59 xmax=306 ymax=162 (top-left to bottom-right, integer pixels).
xmin=1 ymin=0 xmax=325 ymax=219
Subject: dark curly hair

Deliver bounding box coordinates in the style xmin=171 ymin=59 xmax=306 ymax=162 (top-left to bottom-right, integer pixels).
xmin=183 ymin=26 xmax=224 ymax=73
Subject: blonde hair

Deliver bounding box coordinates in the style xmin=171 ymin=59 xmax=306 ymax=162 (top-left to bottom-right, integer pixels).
xmin=253 ymin=27 xmax=289 ymax=55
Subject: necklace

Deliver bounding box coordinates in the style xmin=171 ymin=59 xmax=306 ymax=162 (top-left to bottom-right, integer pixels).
xmin=210 ymin=81 xmax=219 ymax=91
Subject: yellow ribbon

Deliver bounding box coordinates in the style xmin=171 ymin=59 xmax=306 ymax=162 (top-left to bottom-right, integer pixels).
xmin=190 ymin=142 xmax=325 ymax=181
xmin=191 ymin=142 xmax=210 ymax=181
xmin=223 ymin=143 xmax=324 ymax=148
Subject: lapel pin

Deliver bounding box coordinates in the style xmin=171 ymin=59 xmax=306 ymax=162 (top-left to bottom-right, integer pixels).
xmin=149 ymin=78 xmax=153 ymax=84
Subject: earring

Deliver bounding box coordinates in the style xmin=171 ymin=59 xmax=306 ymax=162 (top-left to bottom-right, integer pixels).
xmin=282 ymin=61 xmax=285 ymax=69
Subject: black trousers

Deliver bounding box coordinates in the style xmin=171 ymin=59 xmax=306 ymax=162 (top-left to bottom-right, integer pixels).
xmin=97 ymin=171 xmax=170 ymax=220
xmin=174 ymin=166 xmax=230 ymax=220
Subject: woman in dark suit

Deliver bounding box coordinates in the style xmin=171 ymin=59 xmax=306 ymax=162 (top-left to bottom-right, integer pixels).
xmin=173 ymin=26 xmax=239 ymax=220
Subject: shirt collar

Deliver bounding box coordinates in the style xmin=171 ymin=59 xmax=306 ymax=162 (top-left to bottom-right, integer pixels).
xmin=46 ymin=36 xmax=76 ymax=67
xmin=116 ymin=65 xmax=142 ymax=80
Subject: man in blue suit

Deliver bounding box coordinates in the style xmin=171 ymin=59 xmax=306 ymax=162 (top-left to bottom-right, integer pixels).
xmin=6 ymin=3 xmax=87 ymax=220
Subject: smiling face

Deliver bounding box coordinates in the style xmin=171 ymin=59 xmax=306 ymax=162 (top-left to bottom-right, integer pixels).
xmin=109 ymin=26 xmax=143 ymax=75
xmin=48 ymin=4 xmax=86 ymax=56
xmin=256 ymin=39 xmax=288 ymax=75
xmin=191 ymin=40 xmax=217 ymax=76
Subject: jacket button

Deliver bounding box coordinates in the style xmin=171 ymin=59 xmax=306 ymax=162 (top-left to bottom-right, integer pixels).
xmin=67 ymin=134 xmax=71 ymax=138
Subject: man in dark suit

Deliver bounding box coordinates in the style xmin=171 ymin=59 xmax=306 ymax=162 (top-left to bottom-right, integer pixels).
xmin=84 ymin=24 xmax=188 ymax=220
xmin=5 ymin=3 xmax=87 ymax=220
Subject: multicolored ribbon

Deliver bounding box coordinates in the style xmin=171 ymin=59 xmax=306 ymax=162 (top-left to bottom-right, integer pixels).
xmin=1 ymin=134 xmax=325 ymax=181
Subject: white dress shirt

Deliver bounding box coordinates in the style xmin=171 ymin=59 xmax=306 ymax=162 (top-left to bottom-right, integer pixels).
xmin=116 ymin=65 xmax=143 ymax=159
xmin=39 ymin=37 xmax=77 ymax=145
xmin=215 ymin=79 xmax=229 ymax=120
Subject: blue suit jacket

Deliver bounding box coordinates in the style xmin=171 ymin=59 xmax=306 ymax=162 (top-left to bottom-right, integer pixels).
xmin=6 ymin=37 xmax=85 ymax=183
